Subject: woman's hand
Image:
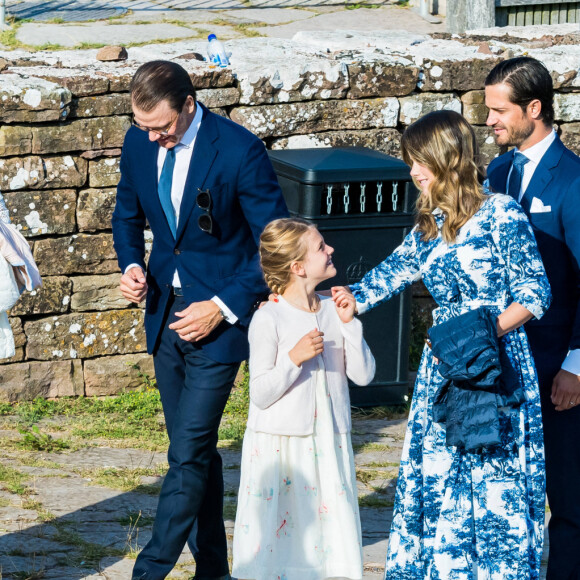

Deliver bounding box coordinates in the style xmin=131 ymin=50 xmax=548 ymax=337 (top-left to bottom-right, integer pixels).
xmin=289 ymin=328 xmax=324 ymax=367
xmin=331 ymin=286 xmax=356 ymax=323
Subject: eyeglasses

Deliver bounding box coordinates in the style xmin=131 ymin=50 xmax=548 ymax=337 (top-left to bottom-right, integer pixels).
xmin=132 ymin=111 xmax=179 ymax=136
xmin=197 ymin=189 xmax=214 ymax=234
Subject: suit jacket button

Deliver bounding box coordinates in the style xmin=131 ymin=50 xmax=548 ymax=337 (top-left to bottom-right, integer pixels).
xmin=174 ymin=249 xmax=181 ymax=255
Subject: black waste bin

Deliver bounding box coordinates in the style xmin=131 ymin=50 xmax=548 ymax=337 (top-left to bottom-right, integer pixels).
xmin=268 ymin=147 xmax=417 ymax=407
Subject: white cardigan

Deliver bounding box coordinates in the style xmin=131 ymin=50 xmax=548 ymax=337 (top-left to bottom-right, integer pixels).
xmin=246 ymin=295 xmax=376 ymax=436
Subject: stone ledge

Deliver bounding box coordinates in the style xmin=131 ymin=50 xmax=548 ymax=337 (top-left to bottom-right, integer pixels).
xmin=0 ymin=360 xmax=83 ymax=402
xmin=0 ymin=155 xmax=88 ymax=191
xmin=24 ymin=309 xmax=146 ymax=361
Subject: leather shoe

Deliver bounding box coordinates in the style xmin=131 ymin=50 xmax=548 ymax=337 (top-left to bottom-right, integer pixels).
xmin=193 ymin=575 xmax=232 ymax=580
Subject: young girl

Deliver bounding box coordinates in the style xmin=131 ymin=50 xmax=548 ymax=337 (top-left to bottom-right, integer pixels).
xmin=232 ymin=218 xmax=376 ymax=580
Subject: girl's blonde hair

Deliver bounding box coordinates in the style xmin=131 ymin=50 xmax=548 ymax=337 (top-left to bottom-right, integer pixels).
xmin=401 ymin=110 xmax=486 ymax=244
xmin=259 ymin=218 xmax=315 ymax=294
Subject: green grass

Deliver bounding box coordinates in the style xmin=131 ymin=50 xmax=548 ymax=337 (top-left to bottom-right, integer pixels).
xmin=18 ymin=425 xmax=70 ymax=452
xmin=345 ymin=2 xmax=382 ymax=9
xmin=351 ymin=404 xmax=410 ymax=421
xmin=0 ymin=363 xmax=250 ymax=457
xmin=51 ymin=523 xmax=124 ymax=568
xmin=358 ymin=495 xmax=394 ymax=508
xmin=223 ymin=500 xmax=237 ymax=520
xmin=78 ymin=466 xmax=166 ymax=494
xmin=118 ymin=511 xmax=155 ymax=527
xmin=352 ymin=441 xmax=393 ymax=453
xmin=0 ymin=25 xmax=19 ymax=49
xmin=0 ymin=463 xmax=30 ymax=495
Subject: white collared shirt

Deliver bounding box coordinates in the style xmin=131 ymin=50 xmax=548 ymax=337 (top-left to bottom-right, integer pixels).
xmin=507 ymin=129 xmax=556 ymax=202
xmin=126 ymin=104 xmax=237 ymax=323
xmin=507 ymin=129 xmax=580 ymax=376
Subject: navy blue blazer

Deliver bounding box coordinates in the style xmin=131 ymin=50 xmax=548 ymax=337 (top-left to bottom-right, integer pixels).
xmin=112 ymin=104 xmax=288 ymax=362
xmin=487 ymin=136 xmax=580 ymax=357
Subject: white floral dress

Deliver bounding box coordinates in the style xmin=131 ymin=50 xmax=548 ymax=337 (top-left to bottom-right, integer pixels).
xmin=351 ymin=194 xmax=551 ymax=580
xmin=232 ymin=360 xmax=363 ymax=580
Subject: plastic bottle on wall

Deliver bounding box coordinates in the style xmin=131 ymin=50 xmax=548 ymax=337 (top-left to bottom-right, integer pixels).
xmin=207 ymin=34 xmax=229 ymax=68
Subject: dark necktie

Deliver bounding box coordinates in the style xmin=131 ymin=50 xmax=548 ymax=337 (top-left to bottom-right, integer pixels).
xmin=507 ymin=151 xmax=530 ymax=203
xmin=158 ymin=147 xmax=177 ymax=238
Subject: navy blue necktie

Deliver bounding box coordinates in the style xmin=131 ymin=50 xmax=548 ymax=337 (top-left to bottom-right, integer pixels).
xmin=158 ymin=147 xmax=177 ymax=238
xmin=507 ymin=151 xmax=530 ymax=203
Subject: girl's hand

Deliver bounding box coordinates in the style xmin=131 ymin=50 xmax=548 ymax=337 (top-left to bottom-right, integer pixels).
xmin=331 ymin=286 xmax=357 ymax=322
xmin=289 ymin=328 xmax=324 ymax=367
xmin=332 ymin=286 xmax=356 ymax=323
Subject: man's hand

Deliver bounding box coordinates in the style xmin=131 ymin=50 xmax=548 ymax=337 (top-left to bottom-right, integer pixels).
xmin=169 ymin=300 xmax=224 ymax=342
xmin=551 ymin=368 xmax=580 ymax=411
xmin=120 ymin=267 xmax=148 ymax=304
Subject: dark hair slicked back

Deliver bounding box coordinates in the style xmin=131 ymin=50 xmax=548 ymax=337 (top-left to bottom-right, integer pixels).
xmin=485 ymin=56 xmax=554 ymax=126
xmin=130 ymin=60 xmax=196 ymax=113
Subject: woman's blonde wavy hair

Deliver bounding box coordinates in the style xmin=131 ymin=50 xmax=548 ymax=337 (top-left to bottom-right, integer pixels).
xmin=259 ymin=218 xmax=315 ymax=295
xmin=401 ymin=110 xmax=486 ymax=244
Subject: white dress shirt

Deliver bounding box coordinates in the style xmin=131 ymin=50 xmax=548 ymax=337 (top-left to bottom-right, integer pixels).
xmin=507 ymin=129 xmax=556 ymax=202
xmin=507 ymin=129 xmax=580 ymax=376
xmin=126 ymin=104 xmax=237 ymax=323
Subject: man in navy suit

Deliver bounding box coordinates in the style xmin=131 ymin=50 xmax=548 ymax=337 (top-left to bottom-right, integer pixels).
xmin=485 ymin=57 xmax=580 ymax=580
xmin=112 ymin=60 xmax=288 ymax=580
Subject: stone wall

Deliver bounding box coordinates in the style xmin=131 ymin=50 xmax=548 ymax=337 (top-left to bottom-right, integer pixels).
xmin=0 ymin=33 xmax=579 ymax=401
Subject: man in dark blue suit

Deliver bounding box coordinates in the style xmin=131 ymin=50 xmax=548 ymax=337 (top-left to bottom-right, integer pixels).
xmin=485 ymin=57 xmax=580 ymax=580
xmin=112 ymin=60 xmax=288 ymax=580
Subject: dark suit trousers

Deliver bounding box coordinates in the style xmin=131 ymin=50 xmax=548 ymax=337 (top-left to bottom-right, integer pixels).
xmin=527 ymin=325 xmax=580 ymax=580
xmin=133 ymin=295 xmax=239 ymax=580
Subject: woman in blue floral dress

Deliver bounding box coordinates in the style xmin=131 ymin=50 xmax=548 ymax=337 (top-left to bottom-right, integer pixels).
xmin=333 ymin=110 xmax=551 ymax=579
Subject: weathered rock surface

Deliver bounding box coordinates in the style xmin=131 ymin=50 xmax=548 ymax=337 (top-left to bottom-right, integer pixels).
xmin=33 ymin=233 xmax=119 ymax=276
xmin=240 ymin=58 xmax=348 ymax=105
xmin=69 ymin=94 xmax=132 ymax=119
xmin=10 ymin=276 xmax=72 ymax=316
xmin=560 ymin=123 xmax=580 ymax=155
xmin=77 ymin=188 xmax=116 ymax=232
xmin=0 ymin=74 xmax=71 ymax=123
xmin=461 ymin=90 xmax=488 ymax=125
xmin=418 ymin=55 xmax=501 ymax=92
xmin=0 ymin=118 xmax=129 ymax=156
xmin=89 ymin=157 xmax=121 ymax=188
xmin=84 ymin=353 xmax=155 ymax=396
xmin=0 ymin=360 xmax=83 ymax=401
xmin=8 ymin=66 xmax=111 ymax=97
xmin=197 ymin=88 xmax=240 ymax=109
xmin=554 ymin=93 xmax=580 ymax=123
xmin=71 ymin=274 xmax=130 ymax=312
xmin=231 ymin=98 xmax=399 ymax=139
xmin=473 ymin=125 xmax=504 ymax=166
xmin=399 ymin=92 xmax=461 ymax=125
xmin=24 ymin=309 xmax=145 ymax=361
xmin=0 ymin=155 xmax=88 ymax=191
xmin=347 ymin=59 xmax=419 ymax=99
xmin=3 ymin=189 xmax=76 ymax=237
xmin=30 ymin=117 xmax=130 ymax=154
xmin=271 ymin=128 xmax=402 ymax=158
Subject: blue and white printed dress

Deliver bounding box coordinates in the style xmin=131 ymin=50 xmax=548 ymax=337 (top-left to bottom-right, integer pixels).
xmin=351 ymin=194 xmax=551 ymax=580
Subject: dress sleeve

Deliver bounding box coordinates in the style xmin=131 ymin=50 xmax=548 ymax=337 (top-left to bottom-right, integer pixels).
xmin=339 ymin=316 xmax=376 ymax=386
xmin=248 ymin=308 xmax=302 ymax=410
xmin=350 ymin=227 xmax=422 ymax=314
xmin=494 ymin=197 xmax=552 ymax=319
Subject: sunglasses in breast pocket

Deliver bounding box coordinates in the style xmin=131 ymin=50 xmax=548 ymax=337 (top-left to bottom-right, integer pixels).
xmin=196 ymin=188 xmax=214 ymax=234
